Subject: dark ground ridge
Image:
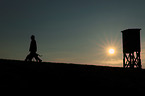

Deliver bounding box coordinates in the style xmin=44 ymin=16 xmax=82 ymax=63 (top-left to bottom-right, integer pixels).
xmin=0 ymin=59 xmax=145 ymax=89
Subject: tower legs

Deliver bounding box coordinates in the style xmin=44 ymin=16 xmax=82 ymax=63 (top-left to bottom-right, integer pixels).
xmin=123 ymin=51 xmax=141 ymax=69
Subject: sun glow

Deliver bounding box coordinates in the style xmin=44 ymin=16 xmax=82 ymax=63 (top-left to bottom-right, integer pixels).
xmin=96 ymin=33 xmax=122 ymax=67
xmin=109 ymin=48 xmax=115 ymax=54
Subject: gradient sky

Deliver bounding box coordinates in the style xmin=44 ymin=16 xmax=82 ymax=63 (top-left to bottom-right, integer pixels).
xmin=1 ymin=0 xmax=145 ymax=68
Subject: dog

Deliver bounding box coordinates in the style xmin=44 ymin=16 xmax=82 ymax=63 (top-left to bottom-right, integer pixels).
xmin=25 ymin=53 xmax=42 ymax=62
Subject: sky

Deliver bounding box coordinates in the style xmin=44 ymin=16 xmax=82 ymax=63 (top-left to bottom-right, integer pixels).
xmin=1 ymin=0 xmax=145 ymax=68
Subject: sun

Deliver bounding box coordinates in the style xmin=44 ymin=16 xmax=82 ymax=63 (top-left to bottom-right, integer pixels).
xmin=109 ymin=48 xmax=115 ymax=54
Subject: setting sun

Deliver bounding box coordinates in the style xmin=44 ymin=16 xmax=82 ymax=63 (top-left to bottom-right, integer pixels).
xmin=109 ymin=49 xmax=115 ymax=54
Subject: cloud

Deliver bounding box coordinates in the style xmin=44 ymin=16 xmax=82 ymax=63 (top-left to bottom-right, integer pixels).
xmin=99 ymin=59 xmax=122 ymax=67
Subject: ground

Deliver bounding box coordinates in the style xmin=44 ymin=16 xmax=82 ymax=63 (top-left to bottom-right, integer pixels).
xmin=0 ymin=59 xmax=145 ymax=91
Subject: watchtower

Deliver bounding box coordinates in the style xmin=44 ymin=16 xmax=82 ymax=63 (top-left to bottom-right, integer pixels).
xmin=121 ymin=28 xmax=141 ymax=69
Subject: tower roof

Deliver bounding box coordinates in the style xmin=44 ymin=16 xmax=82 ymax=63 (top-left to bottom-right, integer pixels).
xmin=121 ymin=28 xmax=141 ymax=33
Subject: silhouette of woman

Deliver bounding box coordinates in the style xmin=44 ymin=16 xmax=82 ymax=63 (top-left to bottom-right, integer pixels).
xmin=25 ymin=35 xmax=42 ymax=62
xmin=29 ymin=35 xmax=37 ymax=54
